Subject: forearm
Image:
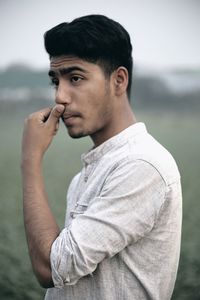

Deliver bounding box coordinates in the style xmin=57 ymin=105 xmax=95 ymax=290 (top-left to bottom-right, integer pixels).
xmin=22 ymin=158 xmax=60 ymax=287
xmin=21 ymin=105 xmax=65 ymax=287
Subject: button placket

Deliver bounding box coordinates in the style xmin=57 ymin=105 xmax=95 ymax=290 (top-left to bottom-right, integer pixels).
xmin=70 ymin=162 xmax=95 ymax=220
xmin=84 ymin=163 xmax=93 ymax=182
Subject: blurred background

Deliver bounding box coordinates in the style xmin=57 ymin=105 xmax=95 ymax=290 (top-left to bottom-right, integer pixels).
xmin=0 ymin=0 xmax=200 ymax=299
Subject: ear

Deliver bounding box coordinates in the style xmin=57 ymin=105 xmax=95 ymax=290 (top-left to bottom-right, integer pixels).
xmin=112 ymin=67 xmax=129 ymax=96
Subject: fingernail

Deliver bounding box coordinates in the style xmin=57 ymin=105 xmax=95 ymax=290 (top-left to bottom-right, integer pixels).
xmin=56 ymin=105 xmax=65 ymax=113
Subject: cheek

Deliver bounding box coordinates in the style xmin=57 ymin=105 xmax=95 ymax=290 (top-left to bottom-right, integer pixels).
xmin=80 ymin=85 xmax=112 ymax=123
xmin=81 ymin=94 xmax=100 ymax=116
xmin=90 ymin=99 xmax=112 ymax=127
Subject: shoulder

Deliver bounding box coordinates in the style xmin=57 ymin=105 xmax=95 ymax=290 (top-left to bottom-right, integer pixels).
xmin=102 ymin=127 xmax=180 ymax=186
xmin=130 ymin=132 xmax=181 ymax=185
xmin=101 ymin=158 xmax=166 ymax=199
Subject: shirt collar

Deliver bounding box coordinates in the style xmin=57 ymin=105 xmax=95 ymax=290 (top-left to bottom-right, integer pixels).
xmin=81 ymin=122 xmax=147 ymax=165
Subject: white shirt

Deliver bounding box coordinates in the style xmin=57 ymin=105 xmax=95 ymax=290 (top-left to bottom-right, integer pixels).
xmin=45 ymin=122 xmax=182 ymax=300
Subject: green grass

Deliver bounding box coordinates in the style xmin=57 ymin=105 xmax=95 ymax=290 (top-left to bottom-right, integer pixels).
xmin=0 ymin=104 xmax=199 ymax=299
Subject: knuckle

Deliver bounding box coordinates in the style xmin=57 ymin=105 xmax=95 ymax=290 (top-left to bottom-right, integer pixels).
xmin=24 ymin=113 xmax=36 ymax=124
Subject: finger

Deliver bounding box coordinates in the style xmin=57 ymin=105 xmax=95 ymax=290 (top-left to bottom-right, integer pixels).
xmin=41 ymin=107 xmax=53 ymax=122
xmin=26 ymin=107 xmax=52 ymax=123
xmin=46 ymin=105 xmax=65 ymax=125
xmin=55 ymin=119 xmax=60 ymax=132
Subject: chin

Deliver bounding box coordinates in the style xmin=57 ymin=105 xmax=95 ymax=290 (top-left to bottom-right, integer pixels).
xmin=67 ymin=128 xmax=88 ymax=139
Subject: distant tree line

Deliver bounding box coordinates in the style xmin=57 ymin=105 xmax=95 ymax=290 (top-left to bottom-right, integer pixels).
xmin=0 ymin=64 xmax=200 ymax=112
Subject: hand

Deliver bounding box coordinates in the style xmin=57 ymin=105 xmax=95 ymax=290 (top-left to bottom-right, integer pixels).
xmin=21 ymin=104 xmax=65 ymax=163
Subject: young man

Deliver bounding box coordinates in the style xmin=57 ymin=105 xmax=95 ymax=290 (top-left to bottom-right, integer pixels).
xmin=21 ymin=15 xmax=182 ymax=300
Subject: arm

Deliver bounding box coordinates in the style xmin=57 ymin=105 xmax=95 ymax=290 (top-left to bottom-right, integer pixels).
xmin=50 ymin=160 xmax=166 ymax=287
xmin=21 ymin=104 xmax=65 ymax=288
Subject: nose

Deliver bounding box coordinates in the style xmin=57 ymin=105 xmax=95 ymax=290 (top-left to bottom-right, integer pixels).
xmin=55 ymin=82 xmax=71 ymax=105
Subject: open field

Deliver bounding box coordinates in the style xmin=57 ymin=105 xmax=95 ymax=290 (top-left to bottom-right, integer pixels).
xmin=0 ymin=103 xmax=199 ymax=299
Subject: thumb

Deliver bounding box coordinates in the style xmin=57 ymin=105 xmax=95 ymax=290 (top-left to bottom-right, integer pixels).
xmin=47 ymin=105 xmax=65 ymax=124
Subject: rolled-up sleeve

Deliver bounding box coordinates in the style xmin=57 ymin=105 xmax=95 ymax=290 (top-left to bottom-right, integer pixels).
xmin=50 ymin=160 xmax=166 ymax=288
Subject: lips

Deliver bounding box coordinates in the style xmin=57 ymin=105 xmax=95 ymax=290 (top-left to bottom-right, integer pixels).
xmin=61 ymin=111 xmax=81 ymax=126
xmin=62 ymin=113 xmax=80 ymax=119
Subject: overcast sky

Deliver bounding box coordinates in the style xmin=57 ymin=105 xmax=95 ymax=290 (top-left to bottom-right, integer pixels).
xmin=1 ymin=0 xmax=200 ymax=70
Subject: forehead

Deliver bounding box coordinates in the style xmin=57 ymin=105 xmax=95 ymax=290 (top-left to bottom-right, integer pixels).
xmin=49 ymin=55 xmax=109 ymax=81
xmin=50 ymin=55 xmax=86 ymax=68
xmin=49 ymin=55 xmax=101 ymax=75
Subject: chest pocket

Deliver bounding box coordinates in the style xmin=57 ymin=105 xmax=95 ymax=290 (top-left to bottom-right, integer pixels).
xmin=70 ymin=201 xmax=89 ymax=219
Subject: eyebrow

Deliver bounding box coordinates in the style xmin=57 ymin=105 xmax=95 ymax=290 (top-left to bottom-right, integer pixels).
xmin=48 ymin=66 xmax=88 ymax=77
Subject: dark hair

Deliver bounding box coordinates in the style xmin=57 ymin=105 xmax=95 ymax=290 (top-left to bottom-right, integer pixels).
xmin=44 ymin=14 xmax=133 ymax=97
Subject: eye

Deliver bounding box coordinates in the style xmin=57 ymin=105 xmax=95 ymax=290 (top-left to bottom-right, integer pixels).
xmin=71 ymin=75 xmax=83 ymax=84
xmin=50 ymin=77 xmax=59 ymax=88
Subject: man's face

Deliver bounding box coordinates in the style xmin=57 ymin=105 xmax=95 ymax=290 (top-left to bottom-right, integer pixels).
xmin=49 ymin=56 xmax=116 ymax=146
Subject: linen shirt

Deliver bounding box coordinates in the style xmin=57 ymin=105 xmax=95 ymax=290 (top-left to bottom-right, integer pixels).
xmin=45 ymin=122 xmax=182 ymax=300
